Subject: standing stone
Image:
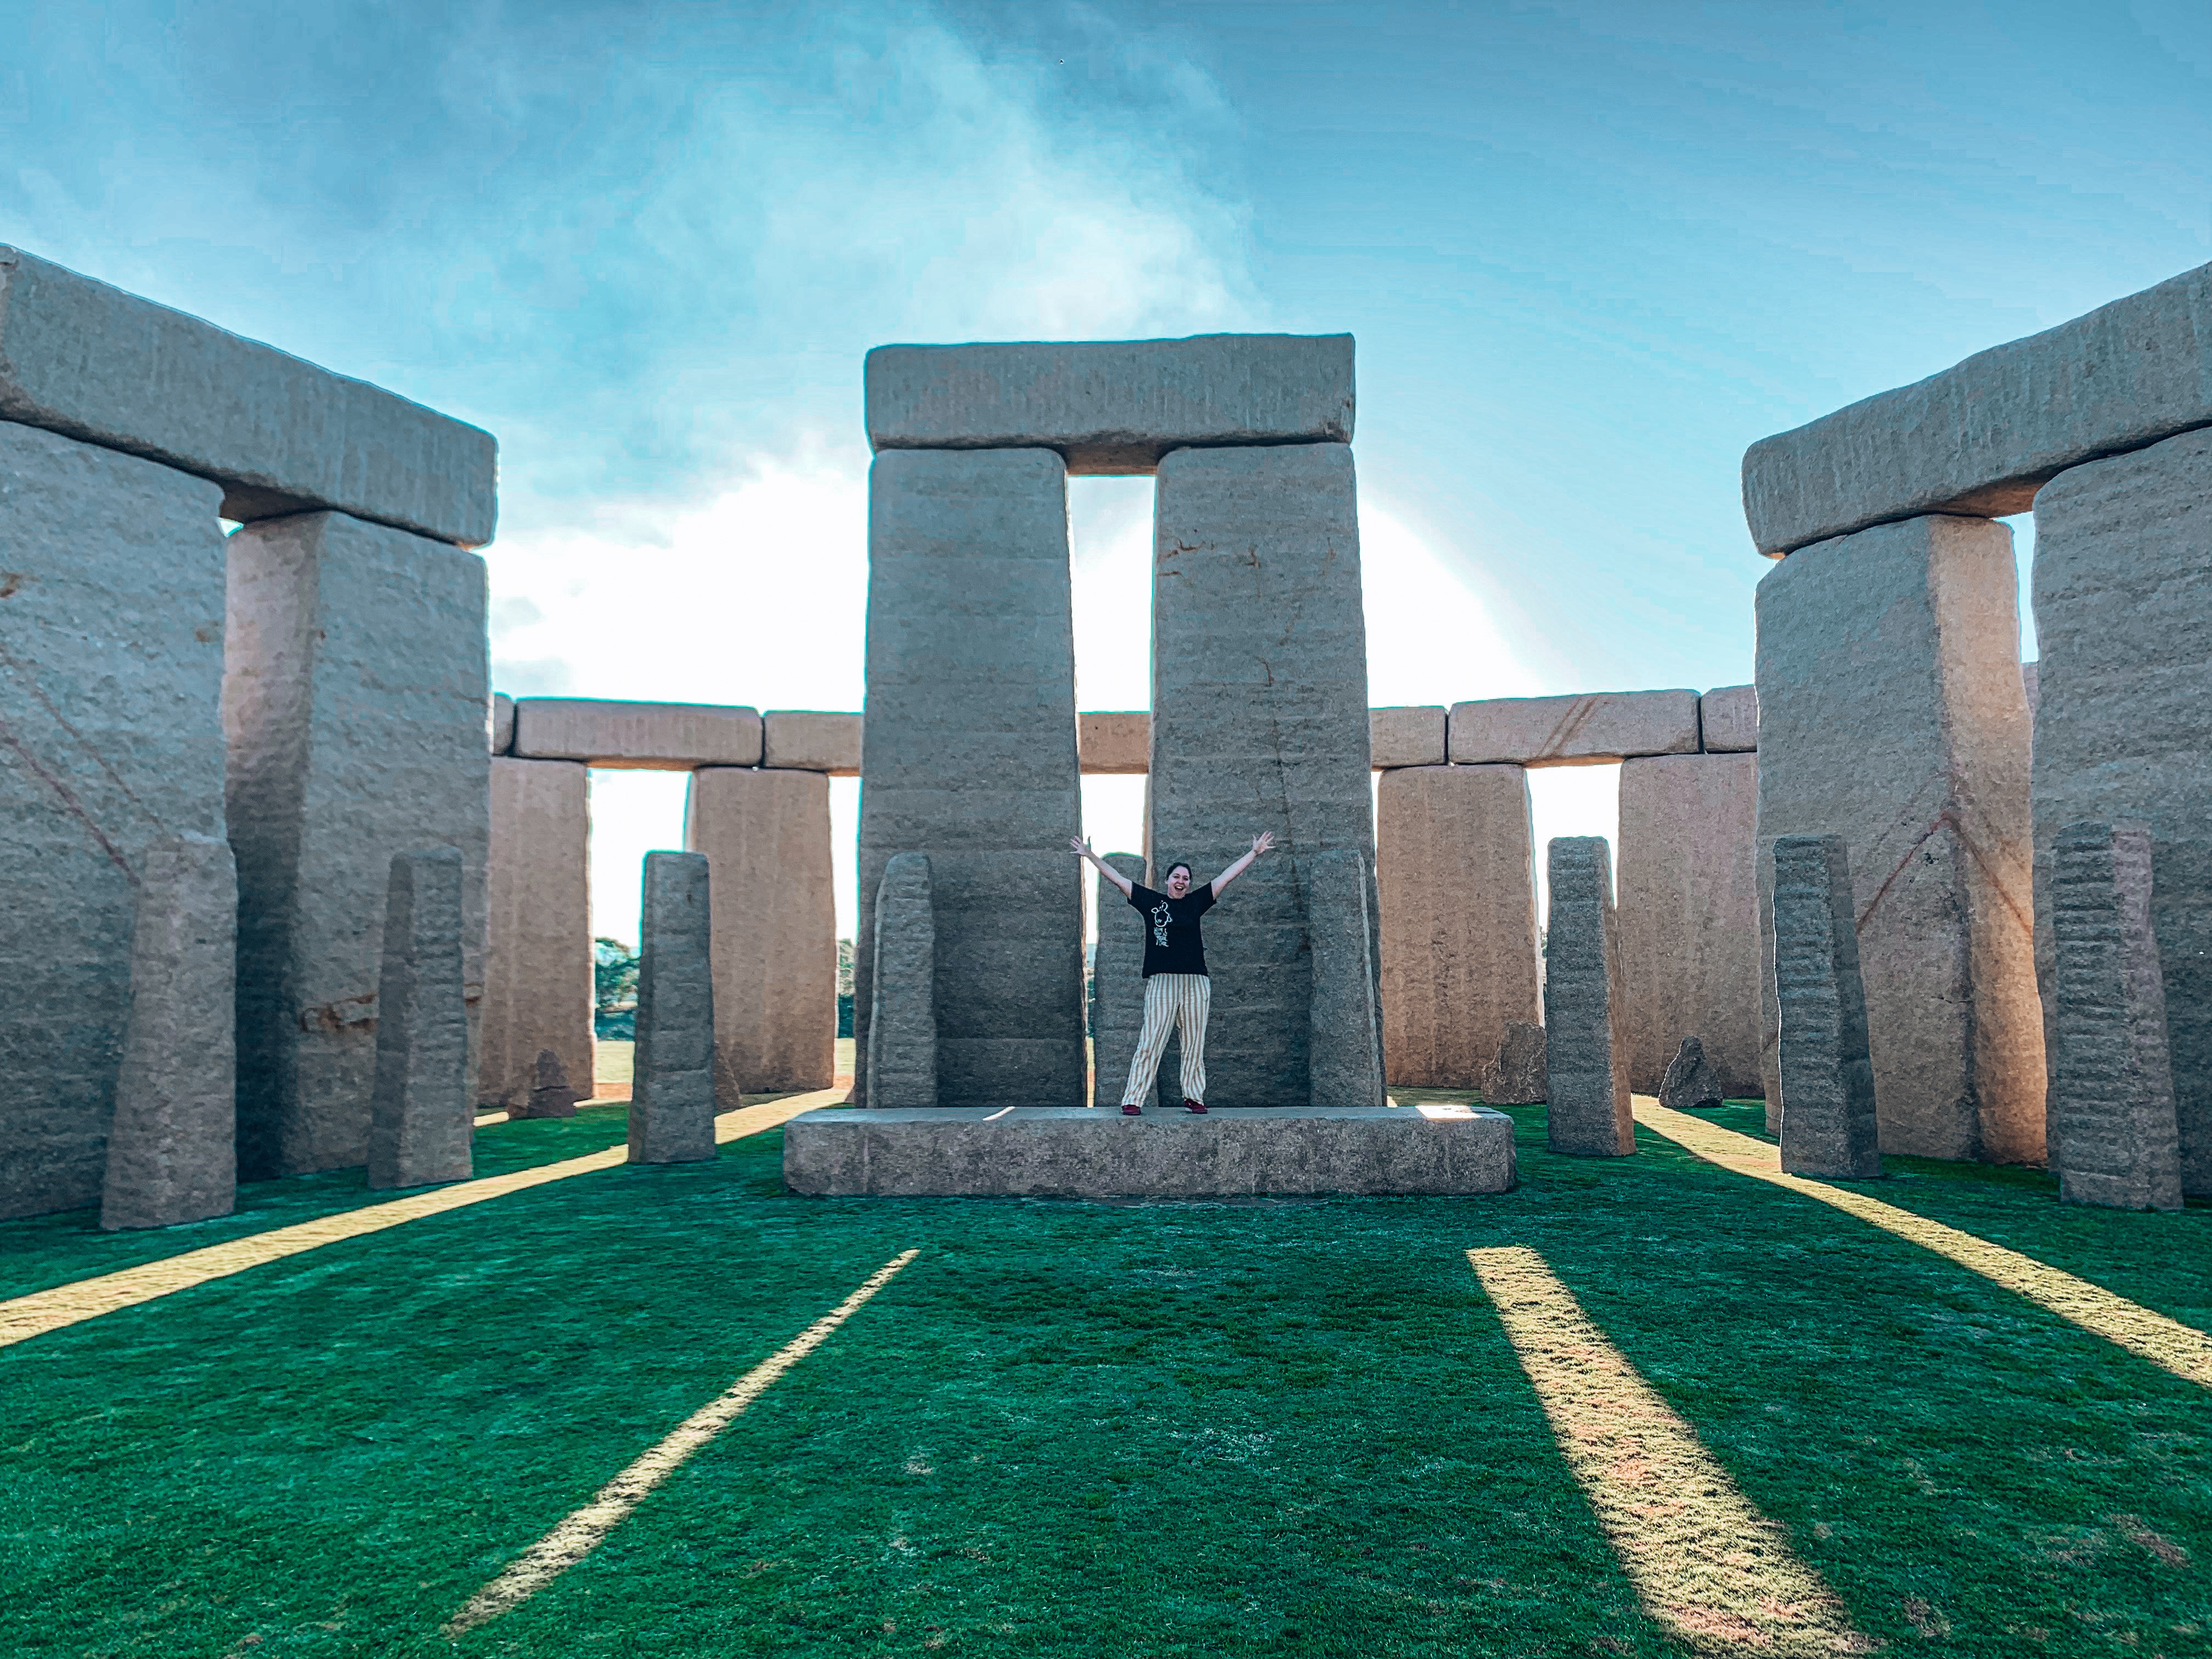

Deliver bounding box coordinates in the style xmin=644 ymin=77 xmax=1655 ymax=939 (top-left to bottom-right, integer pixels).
xmin=1088 ymin=854 xmax=1149 ymax=1108
xmin=856 ymin=448 xmax=1083 ymax=1109
xmin=481 ymin=757 xmax=591 ymax=1115
xmin=2033 ymin=430 xmax=2212 ymax=1192
xmin=527 ymin=1049 xmax=584 ymax=1118
xmin=1376 ymin=765 xmax=1542 ymax=1088
xmin=1771 ymin=836 xmax=1882 ymax=1180
xmin=1754 ymin=514 xmax=2042 ymax=1161
xmin=1658 ymin=1038 xmax=1724 ymax=1113
xmin=686 ymin=765 xmax=836 ymax=1094
xmin=867 ymin=854 xmax=938 ymax=1111
xmin=1486 ymin=1022 xmax=1548 ymax=1105
xmin=100 ymin=835 xmax=239 ymax=1230
xmin=1543 ymin=838 xmax=1634 ymax=1155
xmin=1617 ymin=752 xmax=1762 ymax=1098
xmin=1308 ymin=850 xmax=1386 ymax=1109
xmin=227 ymin=509 xmax=489 ymax=1181
xmin=2047 ymin=822 xmax=2182 ymax=1210
xmin=1150 ymin=444 xmax=1376 ymax=1107
xmin=629 ymin=851 xmax=717 ymax=1164
xmin=366 ymin=850 xmax=472 ymax=1189
xmin=1 ymin=422 xmax=229 ymax=1221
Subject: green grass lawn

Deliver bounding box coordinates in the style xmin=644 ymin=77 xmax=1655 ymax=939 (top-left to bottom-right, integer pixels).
xmin=3 ymin=1097 xmax=2209 ymax=1657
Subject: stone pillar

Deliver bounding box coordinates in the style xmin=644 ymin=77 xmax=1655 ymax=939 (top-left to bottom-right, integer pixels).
xmin=1308 ymin=850 xmax=1386 ymax=1108
xmin=1617 ymin=752 xmax=1761 ymax=1098
xmin=481 ymin=757 xmax=591 ymax=1115
xmin=2033 ymin=430 xmax=2212 ymax=1192
xmin=227 ymin=510 xmax=489 ymax=1180
xmin=856 ymin=448 xmax=1084 ymax=1109
xmin=1089 ymin=854 xmax=1148 ymax=1108
xmin=2047 ymin=822 xmax=2182 ymax=1210
xmin=1 ymin=423 xmax=230 ymax=1221
xmin=366 ymin=849 xmax=472 ymax=1189
xmin=1771 ymin=836 xmax=1882 ymax=1180
xmin=629 ymin=851 xmax=716 ymax=1164
xmin=1754 ymin=515 xmax=2042 ymax=1161
xmin=100 ymin=835 xmax=239 ymax=1230
xmin=685 ymin=765 xmax=836 ymax=1095
xmin=1150 ymin=444 xmax=1375 ymax=1107
xmin=1542 ymin=837 xmax=1633 ymax=1155
xmin=867 ymin=853 xmax=938 ymax=1110
xmin=1376 ymin=764 xmax=1541 ymax=1088
xmin=1486 ymin=1023 xmax=1548 ymax=1105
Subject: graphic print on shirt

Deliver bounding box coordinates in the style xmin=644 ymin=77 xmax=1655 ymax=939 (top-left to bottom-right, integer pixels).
xmin=1151 ymin=900 xmax=1172 ymax=949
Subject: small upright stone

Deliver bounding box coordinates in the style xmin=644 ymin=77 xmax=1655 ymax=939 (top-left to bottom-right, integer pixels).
xmin=1486 ymin=1022 xmax=1548 ymax=1105
xmin=629 ymin=851 xmax=718 ymax=1163
xmin=867 ymin=853 xmax=938 ymax=1110
xmin=1543 ymin=838 xmax=1634 ymax=1155
xmin=526 ymin=1049 xmax=584 ymax=1119
xmin=366 ymin=849 xmax=472 ymax=1190
xmin=100 ymin=835 xmax=239 ymax=1231
xmin=2048 ymin=822 xmax=2182 ymax=1210
xmin=1771 ymin=836 xmax=1882 ymax=1180
xmin=1088 ymin=854 xmax=1148 ymax=1108
xmin=1659 ymin=1037 xmax=1725 ymax=1112
xmin=1308 ymin=850 xmax=1386 ymax=1109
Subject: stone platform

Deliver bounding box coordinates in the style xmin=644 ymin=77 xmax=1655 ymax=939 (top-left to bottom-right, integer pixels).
xmin=781 ymin=1104 xmax=1517 ymax=1198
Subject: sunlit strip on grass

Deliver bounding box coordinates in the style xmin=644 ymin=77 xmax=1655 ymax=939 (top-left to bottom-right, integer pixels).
xmin=1466 ymin=1247 xmax=1869 ymax=1656
xmin=1633 ymin=1097 xmax=2212 ymax=1390
xmin=443 ymin=1247 xmax=921 ymax=1638
xmin=0 ymin=1090 xmax=844 ymax=1351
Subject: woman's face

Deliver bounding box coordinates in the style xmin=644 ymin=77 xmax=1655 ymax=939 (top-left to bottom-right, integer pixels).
xmin=1166 ymin=865 xmax=1192 ymax=898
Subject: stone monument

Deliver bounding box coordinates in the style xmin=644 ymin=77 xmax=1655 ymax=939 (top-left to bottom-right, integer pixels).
xmin=628 ymin=851 xmax=717 ymax=1164
xmin=1543 ymin=838 xmax=1634 ymax=1156
xmin=366 ymin=850 xmax=473 ymax=1190
xmin=1770 ymin=835 xmax=1882 ymax=1180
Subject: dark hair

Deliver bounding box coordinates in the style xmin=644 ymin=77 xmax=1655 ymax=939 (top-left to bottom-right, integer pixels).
xmin=1165 ymin=861 xmax=1194 ymax=882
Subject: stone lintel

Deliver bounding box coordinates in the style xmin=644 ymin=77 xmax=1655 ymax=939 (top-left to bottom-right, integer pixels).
xmin=1698 ymin=685 xmax=1758 ymax=753
xmin=1079 ymin=710 xmax=1150 ymax=774
xmin=1451 ymin=690 xmax=1698 ymax=768
xmin=1370 ymin=706 xmax=1447 ymax=769
xmin=763 ymin=710 xmax=861 ymax=774
xmin=490 ymin=692 xmax=515 ymax=755
xmin=512 ymin=698 xmax=763 ymax=770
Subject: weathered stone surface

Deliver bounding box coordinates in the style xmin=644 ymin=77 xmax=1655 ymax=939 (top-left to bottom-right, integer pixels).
xmin=856 ymin=449 xmax=1084 ymax=1109
xmin=1543 ymin=838 xmax=1634 ymax=1156
xmin=1742 ymin=263 xmax=2212 ymax=557
xmin=1370 ymin=706 xmax=1448 ymax=770
xmin=1449 ymin=690 xmax=1699 ymax=766
xmin=527 ymin=1049 xmax=583 ymax=1119
xmin=2033 ymin=429 xmax=2212 ymax=1190
xmin=1698 ymin=685 xmax=1758 ymax=753
xmin=1754 ymin=514 xmax=2042 ymax=1160
xmin=1617 ymin=752 xmax=1762 ymax=1098
xmin=480 ymin=758 xmax=591 ymax=1115
xmin=1078 ymin=710 xmax=1150 ymax=774
xmin=1150 ymin=444 xmax=1375 ymax=1107
xmin=0 ymin=245 xmax=496 ymax=545
xmin=1308 ymin=850 xmax=1386 ymax=1109
xmin=1376 ymin=765 xmax=1541 ymax=1088
xmin=866 ymin=853 xmax=937 ymax=1110
xmin=2046 ymin=822 xmax=2182 ymax=1210
xmin=762 ymin=710 xmax=861 ymax=774
xmin=366 ymin=850 xmax=472 ymax=1189
xmin=0 ymin=422 xmax=229 ymax=1221
xmin=228 ymin=510 xmax=489 ymax=1180
xmin=490 ymin=693 xmax=515 ymax=755
xmin=1771 ymin=836 xmax=1882 ymax=1179
xmin=2020 ymin=662 xmax=2040 ymax=721
xmin=512 ymin=698 xmax=761 ymax=770
xmin=1486 ymin=1022 xmax=1548 ymax=1105
xmin=1658 ymin=1037 xmax=1724 ymax=1113
xmin=865 ymin=334 xmax=1356 ymax=474
xmin=1088 ymin=854 xmax=1148 ymax=1109
xmin=99 ymin=835 xmax=238 ymax=1231
xmin=686 ymin=765 xmax=836 ymax=1093
xmin=783 ymin=1104 xmax=1516 ymax=1197
xmin=629 ymin=851 xmax=717 ymax=1163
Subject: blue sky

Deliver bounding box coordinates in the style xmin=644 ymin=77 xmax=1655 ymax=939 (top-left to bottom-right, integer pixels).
xmin=7 ymin=1 xmax=2209 ymax=940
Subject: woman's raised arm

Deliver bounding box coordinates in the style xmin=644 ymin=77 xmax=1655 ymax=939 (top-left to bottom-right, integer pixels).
xmin=1070 ymin=836 xmax=1135 ymax=899
xmin=1209 ymin=830 xmax=1276 ymax=897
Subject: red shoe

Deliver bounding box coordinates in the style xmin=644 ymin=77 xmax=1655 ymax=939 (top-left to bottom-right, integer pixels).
xmin=1121 ymin=1102 xmax=1143 ymax=1116
xmin=1183 ymin=1098 xmax=1208 ymax=1114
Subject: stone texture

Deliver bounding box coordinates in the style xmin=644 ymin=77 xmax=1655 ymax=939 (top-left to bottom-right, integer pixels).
xmin=865 ymin=334 xmax=1356 ymax=474
xmin=1617 ymin=752 xmax=1763 ymax=1098
xmin=1150 ymin=443 xmax=1376 ymax=1107
xmin=1308 ymin=850 xmax=1386 ymax=1109
xmin=0 ymin=421 xmax=229 ymax=1221
xmin=2046 ymin=822 xmax=2182 ymax=1210
xmin=490 ymin=693 xmax=514 ymax=755
xmin=1542 ymin=838 xmax=1634 ymax=1156
xmin=2022 ymin=661 xmax=2040 ymax=720
xmin=1699 ymin=685 xmax=1758 ymax=753
xmin=1755 ymin=514 xmax=2042 ymax=1159
xmin=99 ymin=835 xmax=238 ymax=1231
xmin=227 ymin=510 xmax=489 ymax=1180
xmin=866 ymin=853 xmax=938 ymax=1111
xmin=1370 ymin=706 xmax=1448 ymax=769
xmin=480 ymin=758 xmax=591 ymax=1115
xmin=1449 ymin=690 xmax=1699 ymax=766
xmin=1375 ymin=765 xmax=1541 ymax=1088
xmin=856 ymin=449 xmax=1084 ymax=1109
xmin=1771 ymin=836 xmax=1883 ymax=1179
xmin=1658 ymin=1037 xmax=1724 ymax=1113
xmin=2033 ymin=429 xmax=2212 ymax=1191
xmin=629 ymin=851 xmax=717 ymax=1163
xmin=762 ymin=710 xmax=861 ymax=774
xmin=1742 ymin=262 xmax=2212 ymax=556
xmin=0 ymin=245 xmax=496 ymax=546
xmin=527 ymin=1049 xmax=584 ymax=1119
xmin=1088 ymin=854 xmax=1149 ymax=1109
xmin=1486 ymin=1022 xmax=1548 ymax=1105
xmin=1078 ymin=710 xmax=1151 ymax=774
xmin=783 ymin=1104 xmax=1517 ymax=1197
xmin=686 ymin=765 xmax=836 ymax=1094
xmin=512 ymin=698 xmax=761 ymax=770
xmin=366 ymin=850 xmax=472 ymax=1189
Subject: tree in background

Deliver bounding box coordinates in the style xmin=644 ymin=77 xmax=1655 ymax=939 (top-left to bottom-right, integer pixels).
xmin=594 ymin=936 xmax=639 ymax=1040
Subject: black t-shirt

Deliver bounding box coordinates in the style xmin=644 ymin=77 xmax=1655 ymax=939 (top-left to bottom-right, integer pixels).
xmin=1128 ymin=881 xmax=1217 ymax=977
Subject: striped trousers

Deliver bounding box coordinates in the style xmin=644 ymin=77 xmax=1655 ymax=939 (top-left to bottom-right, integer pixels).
xmin=1120 ymin=972 xmax=1210 ymax=1107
